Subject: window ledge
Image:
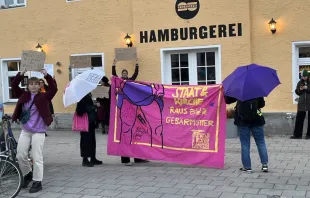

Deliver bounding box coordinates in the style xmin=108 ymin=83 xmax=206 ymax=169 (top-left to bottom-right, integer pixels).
xmin=3 ymin=102 xmax=17 ymax=106
xmin=0 ymin=5 xmax=26 ymax=10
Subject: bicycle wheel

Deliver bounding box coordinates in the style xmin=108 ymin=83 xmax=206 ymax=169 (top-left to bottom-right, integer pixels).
xmin=0 ymin=157 xmax=22 ymax=198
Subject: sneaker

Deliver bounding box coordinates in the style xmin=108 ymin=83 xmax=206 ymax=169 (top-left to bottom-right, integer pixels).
xmin=90 ymin=158 xmax=103 ymax=165
xmin=262 ymin=164 xmax=268 ymax=172
xmin=125 ymin=162 xmax=133 ymax=166
xmin=82 ymin=160 xmax=94 ymax=167
xmin=290 ymin=136 xmax=302 ymax=139
xmin=22 ymin=171 xmax=33 ymax=188
xmin=29 ymin=181 xmax=42 ymax=193
xmin=239 ymin=167 xmax=252 ymax=173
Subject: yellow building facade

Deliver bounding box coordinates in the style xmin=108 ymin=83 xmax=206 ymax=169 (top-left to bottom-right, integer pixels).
xmin=0 ymin=0 xmax=310 ymax=115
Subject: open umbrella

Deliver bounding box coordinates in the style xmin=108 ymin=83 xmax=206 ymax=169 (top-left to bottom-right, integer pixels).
xmin=63 ymin=69 xmax=105 ymax=107
xmin=222 ymin=63 xmax=281 ymax=101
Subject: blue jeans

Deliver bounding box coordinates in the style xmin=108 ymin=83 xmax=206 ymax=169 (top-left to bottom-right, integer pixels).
xmin=238 ymin=125 xmax=268 ymax=169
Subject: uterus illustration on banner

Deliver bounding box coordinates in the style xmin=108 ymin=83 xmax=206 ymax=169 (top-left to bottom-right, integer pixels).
xmin=107 ymin=76 xmax=226 ymax=168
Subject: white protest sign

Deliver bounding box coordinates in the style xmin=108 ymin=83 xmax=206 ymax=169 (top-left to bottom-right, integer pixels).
xmin=31 ymin=64 xmax=54 ymax=78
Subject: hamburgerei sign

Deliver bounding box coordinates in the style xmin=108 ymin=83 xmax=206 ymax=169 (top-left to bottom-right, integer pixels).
xmin=139 ymin=0 xmax=243 ymax=43
xmin=140 ymin=23 xmax=243 ymax=43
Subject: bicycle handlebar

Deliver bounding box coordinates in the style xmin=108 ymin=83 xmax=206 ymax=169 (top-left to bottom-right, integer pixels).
xmin=2 ymin=114 xmax=12 ymax=121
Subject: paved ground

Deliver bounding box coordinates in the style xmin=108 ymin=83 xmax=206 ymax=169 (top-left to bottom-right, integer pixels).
xmin=14 ymin=130 xmax=310 ymax=198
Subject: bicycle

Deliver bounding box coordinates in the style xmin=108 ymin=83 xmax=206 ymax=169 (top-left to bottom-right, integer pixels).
xmin=0 ymin=114 xmax=23 ymax=198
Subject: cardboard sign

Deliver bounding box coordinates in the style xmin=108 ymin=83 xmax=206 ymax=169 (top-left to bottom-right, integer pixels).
xmin=70 ymin=56 xmax=92 ymax=68
xmin=31 ymin=64 xmax=54 ymax=78
xmin=92 ymin=86 xmax=109 ymax=98
xmin=115 ymin=47 xmax=137 ymax=61
xmin=21 ymin=50 xmax=46 ymax=71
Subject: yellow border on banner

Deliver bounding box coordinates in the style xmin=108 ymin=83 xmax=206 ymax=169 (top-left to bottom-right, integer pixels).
xmin=113 ymin=85 xmax=223 ymax=153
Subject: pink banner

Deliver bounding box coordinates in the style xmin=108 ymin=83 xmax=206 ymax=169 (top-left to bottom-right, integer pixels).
xmin=107 ymin=77 xmax=226 ymax=168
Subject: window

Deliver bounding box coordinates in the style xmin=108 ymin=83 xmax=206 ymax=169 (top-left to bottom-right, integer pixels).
xmin=292 ymin=42 xmax=310 ymax=103
xmin=161 ymin=46 xmax=221 ymax=85
xmin=0 ymin=0 xmax=26 ymax=9
xmin=196 ymin=52 xmax=216 ymax=85
xmin=1 ymin=59 xmax=29 ymax=103
xmin=70 ymin=53 xmax=104 ymax=80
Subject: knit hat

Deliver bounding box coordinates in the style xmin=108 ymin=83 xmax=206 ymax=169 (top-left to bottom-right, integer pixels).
xmin=301 ymin=70 xmax=309 ymax=77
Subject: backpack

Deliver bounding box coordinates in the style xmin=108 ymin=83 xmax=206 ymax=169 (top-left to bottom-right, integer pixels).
xmin=236 ymin=99 xmax=260 ymax=122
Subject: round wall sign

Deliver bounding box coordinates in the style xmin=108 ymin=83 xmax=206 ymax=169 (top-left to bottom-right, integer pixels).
xmin=175 ymin=0 xmax=200 ymax=20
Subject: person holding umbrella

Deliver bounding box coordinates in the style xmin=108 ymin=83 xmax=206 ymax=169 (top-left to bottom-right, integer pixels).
xmin=223 ymin=64 xmax=281 ymax=172
xmin=224 ymin=96 xmax=269 ymax=172
xmin=291 ymin=70 xmax=310 ymax=139
xmin=76 ymin=93 xmax=102 ymax=167
xmin=63 ymin=69 xmax=106 ymax=167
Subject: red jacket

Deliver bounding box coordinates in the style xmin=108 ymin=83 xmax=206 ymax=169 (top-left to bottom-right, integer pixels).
xmin=12 ymin=73 xmax=58 ymax=126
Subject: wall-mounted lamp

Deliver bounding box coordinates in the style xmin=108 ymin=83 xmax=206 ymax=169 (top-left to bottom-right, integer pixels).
xmin=35 ymin=43 xmax=44 ymax=52
xmin=268 ymin=18 xmax=277 ymax=34
xmin=124 ymin=33 xmax=133 ymax=48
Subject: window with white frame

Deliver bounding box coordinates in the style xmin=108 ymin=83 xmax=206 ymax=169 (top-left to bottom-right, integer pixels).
xmin=70 ymin=53 xmax=104 ymax=80
xmin=292 ymin=43 xmax=310 ymax=103
xmin=162 ymin=47 xmax=220 ymax=85
xmin=0 ymin=0 xmax=26 ymax=9
xmin=1 ymin=60 xmax=29 ymax=103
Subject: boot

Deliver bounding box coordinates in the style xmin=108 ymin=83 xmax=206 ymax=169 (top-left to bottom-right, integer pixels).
xmin=29 ymin=181 xmax=42 ymax=193
xmin=22 ymin=171 xmax=33 ymax=188
xmin=82 ymin=158 xmax=94 ymax=167
xmin=90 ymin=157 xmax=103 ymax=165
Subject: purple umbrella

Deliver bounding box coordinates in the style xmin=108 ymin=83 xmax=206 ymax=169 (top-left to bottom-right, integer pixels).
xmin=222 ymin=63 xmax=281 ymax=101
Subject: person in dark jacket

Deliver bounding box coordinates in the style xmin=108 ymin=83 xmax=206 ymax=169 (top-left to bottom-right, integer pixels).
xmin=111 ymin=59 xmax=148 ymax=166
xmin=225 ymin=96 xmax=269 ymax=173
xmin=76 ymin=93 xmax=102 ymax=167
xmin=112 ymin=59 xmax=139 ymax=80
xmin=291 ymin=70 xmax=310 ymax=139
xmin=39 ymin=79 xmax=56 ymax=136
xmin=96 ymin=77 xmax=111 ymax=134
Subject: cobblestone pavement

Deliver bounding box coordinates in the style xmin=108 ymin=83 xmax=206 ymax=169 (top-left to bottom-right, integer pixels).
xmin=15 ymin=130 xmax=310 ymax=198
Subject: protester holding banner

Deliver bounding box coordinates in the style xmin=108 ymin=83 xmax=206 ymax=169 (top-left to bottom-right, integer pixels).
xmin=111 ymin=59 xmax=149 ymax=166
xmin=112 ymin=59 xmax=139 ymax=80
xmin=76 ymin=93 xmax=103 ymax=167
xmin=12 ymin=69 xmax=57 ymax=193
xmin=224 ymin=96 xmax=269 ymax=173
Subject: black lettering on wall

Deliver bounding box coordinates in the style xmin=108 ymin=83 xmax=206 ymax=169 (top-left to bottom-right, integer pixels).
xmin=171 ymin=28 xmax=179 ymax=41
xmin=209 ymin=25 xmax=216 ymax=38
xmin=218 ymin=25 xmax=227 ymax=38
xmin=237 ymin=23 xmax=242 ymax=36
xmin=149 ymin=30 xmax=157 ymax=42
xmin=140 ymin=31 xmax=148 ymax=43
xmin=229 ymin=24 xmax=236 ymax=37
xmin=180 ymin=28 xmax=189 ymax=40
xmin=189 ymin=27 xmax=198 ymax=40
xmin=158 ymin=29 xmax=170 ymax=42
xmin=199 ymin=26 xmax=208 ymax=39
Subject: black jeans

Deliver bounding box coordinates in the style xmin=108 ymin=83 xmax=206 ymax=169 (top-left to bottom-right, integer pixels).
xmin=80 ymin=122 xmax=96 ymax=158
xmin=294 ymin=111 xmax=310 ymax=137
xmin=121 ymin=157 xmax=144 ymax=163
